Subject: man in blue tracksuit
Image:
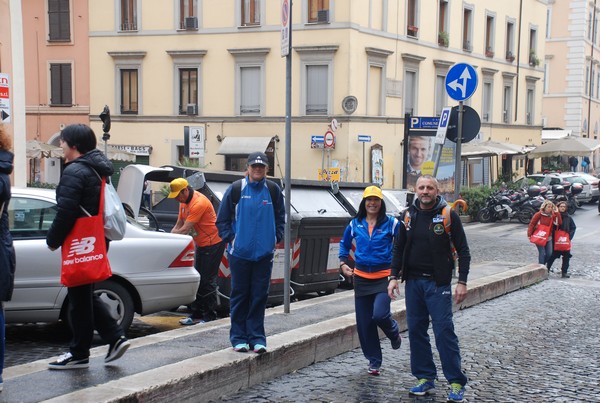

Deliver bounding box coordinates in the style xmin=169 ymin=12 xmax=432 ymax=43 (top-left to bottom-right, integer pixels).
xmin=216 ymin=152 xmax=285 ymax=354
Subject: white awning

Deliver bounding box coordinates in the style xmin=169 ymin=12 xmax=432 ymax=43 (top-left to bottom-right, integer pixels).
xmin=542 ymin=129 xmax=572 ymax=141
xmin=217 ymin=136 xmax=273 ymax=155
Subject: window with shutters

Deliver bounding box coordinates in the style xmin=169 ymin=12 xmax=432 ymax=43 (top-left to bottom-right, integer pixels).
xmin=48 ymin=0 xmax=70 ymax=42
xmin=308 ymin=0 xmax=329 ymax=23
xmin=482 ymin=80 xmax=493 ymax=122
xmin=179 ymin=68 xmax=198 ymax=115
xmin=296 ymin=45 xmax=337 ymax=116
xmin=229 ymin=48 xmax=268 ymax=116
xmin=241 ymin=0 xmax=260 ymax=26
xmin=120 ymin=69 xmax=138 ymax=114
xmin=178 ymin=0 xmax=198 ymax=30
xmin=407 ymin=0 xmax=419 ymax=37
xmin=434 ymin=74 xmax=446 ymax=116
xmin=240 ymin=67 xmax=261 ymax=115
xmin=404 ymin=70 xmax=417 ymax=115
xmin=49 ymin=63 xmax=72 ymax=106
xmin=306 ymin=65 xmax=328 ymax=115
xmin=463 ymin=7 xmax=473 ymax=51
xmin=120 ymin=0 xmax=137 ymax=31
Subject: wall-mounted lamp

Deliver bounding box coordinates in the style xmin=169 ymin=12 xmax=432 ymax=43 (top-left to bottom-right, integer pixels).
xmin=216 ymin=135 xmax=224 ymax=142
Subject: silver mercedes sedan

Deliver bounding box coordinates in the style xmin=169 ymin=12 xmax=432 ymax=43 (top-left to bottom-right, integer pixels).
xmin=4 ymin=187 xmax=200 ymax=331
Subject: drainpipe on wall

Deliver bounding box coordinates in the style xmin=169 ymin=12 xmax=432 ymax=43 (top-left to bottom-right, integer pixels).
xmin=587 ymin=0 xmax=598 ymax=139
xmin=514 ymin=0 xmax=523 ymax=123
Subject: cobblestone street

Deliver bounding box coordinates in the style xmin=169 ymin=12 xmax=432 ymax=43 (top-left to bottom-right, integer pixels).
xmin=218 ymin=205 xmax=600 ymax=402
xmin=219 ymin=277 xmax=600 ymax=402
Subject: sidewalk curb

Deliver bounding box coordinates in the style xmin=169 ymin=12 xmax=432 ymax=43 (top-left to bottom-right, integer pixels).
xmin=42 ymin=264 xmax=547 ymax=402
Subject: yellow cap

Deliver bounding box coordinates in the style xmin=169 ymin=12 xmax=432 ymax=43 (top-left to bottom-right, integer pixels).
xmin=363 ymin=185 xmax=383 ymax=199
xmin=167 ymin=178 xmax=189 ymax=198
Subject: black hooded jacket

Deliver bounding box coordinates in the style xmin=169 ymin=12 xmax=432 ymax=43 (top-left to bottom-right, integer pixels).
xmin=46 ymin=149 xmax=114 ymax=249
xmin=0 ymin=149 xmax=16 ymax=301
xmin=391 ymin=196 xmax=471 ymax=286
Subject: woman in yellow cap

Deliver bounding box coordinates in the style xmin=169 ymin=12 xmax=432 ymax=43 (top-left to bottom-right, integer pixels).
xmin=339 ymin=185 xmax=402 ymax=376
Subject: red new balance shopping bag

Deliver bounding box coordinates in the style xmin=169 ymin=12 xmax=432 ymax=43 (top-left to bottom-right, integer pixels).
xmin=553 ymin=229 xmax=571 ymax=252
xmin=60 ymin=178 xmax=112 ymax=287
xmin=529 ymin=224 xmax=551 ymax=246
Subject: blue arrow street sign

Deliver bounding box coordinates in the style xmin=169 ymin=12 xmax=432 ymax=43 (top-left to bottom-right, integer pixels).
xmin=357 ymin=135 xmax=371 ymax=142
xmin=445 ymin=63 xmax=478 ymax=101
xmin=311 ymin=135 xmax=324 ymax=142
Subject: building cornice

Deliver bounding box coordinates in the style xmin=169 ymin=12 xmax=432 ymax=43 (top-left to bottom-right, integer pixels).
xmin=166 ymin=50 xmax=207 ymax=57
xmin=481 ymin=67 xmax=499 ymax=75
xmin=365 ymin=47 xmax=394 ymax=58
xmin=293 ymin=45 xmax=339 ymax=54
xmin=401 ymin=53 xmax=426 ymax=63
xmin=433 ymin=59 xmax=454 ymax=68
xmin=108 ymin=51 xmax=147 ymax=59
xmin=227 ymin=48 xmax=270 ymax=56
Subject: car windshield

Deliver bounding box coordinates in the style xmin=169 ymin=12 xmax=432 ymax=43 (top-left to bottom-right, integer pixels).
xmin=541 ymin=176 xmax=561 ymax=186
xmin=565 ymin=176 xmax=587 ymax=184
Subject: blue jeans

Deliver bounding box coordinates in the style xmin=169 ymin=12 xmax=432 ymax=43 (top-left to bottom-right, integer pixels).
xmin=536 ymin=240 xmax=553 ymax=265
xmin=355 ymin=291 xmax=399 ymax=369
xmin=228 ymin=253 xmax=273 ymax=348
xmin=405 ymin=279 xmax=467 ymax=386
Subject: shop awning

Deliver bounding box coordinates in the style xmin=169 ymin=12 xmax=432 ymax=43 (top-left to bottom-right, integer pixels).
xmin=542 ymin=128 xmax=572 ymax=141
xmin=461 ymin=140 xmax=525 ymax=157
xmin=217 ymin=136 xmax=273 ymax=155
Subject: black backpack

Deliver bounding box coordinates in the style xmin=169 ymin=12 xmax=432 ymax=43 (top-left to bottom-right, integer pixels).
xmin=229 ymin=178 xmax=281 ymax=212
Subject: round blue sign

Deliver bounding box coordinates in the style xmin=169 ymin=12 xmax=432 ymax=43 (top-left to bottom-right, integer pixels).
xmin=445 ymin=63 xmax=478 ymax=101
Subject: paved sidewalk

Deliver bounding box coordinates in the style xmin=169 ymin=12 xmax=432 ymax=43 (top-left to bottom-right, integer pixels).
xmin=1 ymin=262 xmax=546 ymax=403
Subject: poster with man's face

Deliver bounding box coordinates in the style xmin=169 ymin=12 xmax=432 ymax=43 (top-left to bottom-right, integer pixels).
xmin=406 ymin=135 xmax=435 ymax=191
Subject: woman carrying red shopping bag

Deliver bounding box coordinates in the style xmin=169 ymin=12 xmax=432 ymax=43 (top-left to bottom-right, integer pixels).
xmin=527 ymin=200 xmax=561 ymax=266
xmin=45 ymin=124 xmax=130 ymax=370
xmin=546 ymin=201 xmax=576 ymax=278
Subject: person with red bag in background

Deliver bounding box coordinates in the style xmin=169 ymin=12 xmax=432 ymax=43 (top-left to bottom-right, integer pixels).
xmin=46 ymin=124 xmax=129 ymax=370
xmin=546 ymin=201 xmax=576 ymax=278
xmin=527 ymin=200 xmax=562 ymax=267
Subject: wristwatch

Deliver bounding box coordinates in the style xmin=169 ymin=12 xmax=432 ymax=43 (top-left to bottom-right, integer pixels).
xmin=388 ymin=276 xmax=397 ymax=281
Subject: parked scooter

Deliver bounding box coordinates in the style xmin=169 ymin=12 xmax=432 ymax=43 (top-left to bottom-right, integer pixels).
xmin=477 ymin=189 xmax=532 ymax=224
xmin=539 ymin=182 xmax=579 ymax=215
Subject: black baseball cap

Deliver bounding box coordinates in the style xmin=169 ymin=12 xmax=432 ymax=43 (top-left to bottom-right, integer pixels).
xmin=247 ymin=151 xmax=269 ymax=166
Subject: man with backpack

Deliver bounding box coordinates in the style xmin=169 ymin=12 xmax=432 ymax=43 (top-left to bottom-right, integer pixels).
xmin=569 ymin=156 xmax=578 ymax=172
xmin=388 ymin=175 xmax=471 ymax=402
xmin=216 ymin=152 xmax=285 ymax=354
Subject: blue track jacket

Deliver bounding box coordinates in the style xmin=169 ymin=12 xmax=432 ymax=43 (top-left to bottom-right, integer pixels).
xmin=339 ymin=215 xmax=399 ymax=271
xmin=216 ymin=177 xmax=285 ymax=261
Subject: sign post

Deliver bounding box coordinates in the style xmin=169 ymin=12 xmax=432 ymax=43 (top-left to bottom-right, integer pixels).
xmin=188 ymin=126 xmax=205 ymax=158
xmin=445 ymin=63 xmax=478 ymax=200
xmin=432 ymin=107 xmax=451 ymax=177
xmin=0 ymin=74 xmax=11 ymax=123
xmin=358 ymin=134 xmax=371 ymax=181
xmin=281 ymin=0 xmax=292 ymax=313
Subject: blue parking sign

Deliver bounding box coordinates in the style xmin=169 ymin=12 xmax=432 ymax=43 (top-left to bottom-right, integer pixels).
xmin=445 ymin=63 xmax=478 ymax=101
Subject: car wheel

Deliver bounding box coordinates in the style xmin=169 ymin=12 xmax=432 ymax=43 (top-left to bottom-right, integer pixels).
xmin=95 ymin=280 xmax=135 ymax=331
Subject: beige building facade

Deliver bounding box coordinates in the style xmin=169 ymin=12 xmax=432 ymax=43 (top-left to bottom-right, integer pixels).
xmin=543 ymin=0 xmax=600 ymax=170
xmin=4 ymin=1 xmax=548 ymax=187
